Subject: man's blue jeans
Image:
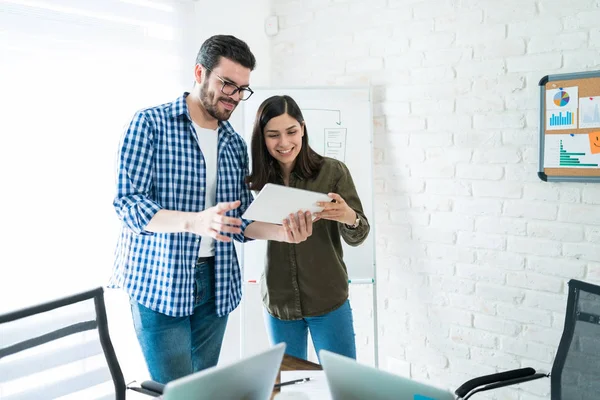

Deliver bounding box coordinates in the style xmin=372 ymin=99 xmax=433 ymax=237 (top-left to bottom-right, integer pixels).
xmin=130 ymin=257 xmax=228 ymax=384
xmin=263 ymin=299 xmax=356 ymax=362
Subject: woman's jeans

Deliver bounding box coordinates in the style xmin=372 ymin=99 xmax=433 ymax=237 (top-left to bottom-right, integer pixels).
xmin=263 ymin=299 xmax=356 ymax=362
xmin=129 ymin=257 xmax=228 ymax=384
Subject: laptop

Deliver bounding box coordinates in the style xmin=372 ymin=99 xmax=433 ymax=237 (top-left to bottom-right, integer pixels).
xmin=161 ymin=343 xmax=286 ymax=400
xmin=320 ymin=350 xmax=455 ymax=400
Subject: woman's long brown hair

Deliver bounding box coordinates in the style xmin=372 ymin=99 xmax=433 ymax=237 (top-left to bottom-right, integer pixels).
xmin=246 ymin=95 xmax=323 ymax=191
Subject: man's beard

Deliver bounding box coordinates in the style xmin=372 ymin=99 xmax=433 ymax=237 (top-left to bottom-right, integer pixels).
xmin=200 ymin=80 xmax=238 ymax=121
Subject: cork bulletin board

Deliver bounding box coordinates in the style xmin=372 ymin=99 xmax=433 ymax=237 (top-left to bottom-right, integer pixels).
xmin=538 ymin=70 xmax=600 ymax=182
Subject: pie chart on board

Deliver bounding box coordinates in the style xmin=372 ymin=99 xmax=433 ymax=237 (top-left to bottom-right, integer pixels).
xmin=554 ymin=90 xmax=570 ymax=107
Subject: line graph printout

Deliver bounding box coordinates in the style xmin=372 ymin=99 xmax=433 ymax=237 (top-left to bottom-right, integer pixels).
xmin=579 ymin=96 xmax=600 ymax=129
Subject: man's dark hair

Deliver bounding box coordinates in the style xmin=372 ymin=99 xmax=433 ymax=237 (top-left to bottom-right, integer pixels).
xmin=196 ymin=35 xmax=256 ymax=72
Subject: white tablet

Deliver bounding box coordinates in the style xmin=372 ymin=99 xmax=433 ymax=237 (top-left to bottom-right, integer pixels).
xmin=242 ymin=183 xmax=332 ymax=225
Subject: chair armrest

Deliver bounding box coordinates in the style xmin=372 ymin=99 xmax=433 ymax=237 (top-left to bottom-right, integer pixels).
xmin=126 ymin=380 xmax=165 ymax=397
xmin=141 ymin=380 xmax=165 ymax=395
xmin=459 ymin=372 xmax=548 ymax=399
xmin=455 ymin=367 xmax=538 ymax=398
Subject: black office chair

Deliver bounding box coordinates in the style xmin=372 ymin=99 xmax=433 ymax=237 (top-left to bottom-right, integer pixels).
xmin=0 ymin=287 xmax=160 ymax=399
xmin=455 ymin=279 xmax=600 ymax=399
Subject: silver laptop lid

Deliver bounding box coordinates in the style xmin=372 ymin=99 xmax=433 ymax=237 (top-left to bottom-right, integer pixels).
xmin=320 ymin=350 xmax=455 ymax=400
xmin=163 ymin=343 xmax=286 ymax=400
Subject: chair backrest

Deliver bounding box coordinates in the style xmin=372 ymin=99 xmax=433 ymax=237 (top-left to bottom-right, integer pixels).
xmin=551 ymin=279 xmax=600 ymax=400
xmin=0 ymin=287 xmax=125 ymax=400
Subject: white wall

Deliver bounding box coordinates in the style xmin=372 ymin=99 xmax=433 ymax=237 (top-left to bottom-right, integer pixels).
xmin=0 ymin=0 xmax=199 ymax=392
xmin=0 ymin=0 xmax=273 ymax=386
xmin=269 ymin=1 xmax=600 ymax=399
xmin=0 ymin=0 xmax=193 ymax=312
xmin=189 ymin=0 xmax=272 ymax=86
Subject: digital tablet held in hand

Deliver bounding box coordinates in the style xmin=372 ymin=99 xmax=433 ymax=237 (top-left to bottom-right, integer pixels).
xmin=242 ymin=183 xmax=332 ymax=225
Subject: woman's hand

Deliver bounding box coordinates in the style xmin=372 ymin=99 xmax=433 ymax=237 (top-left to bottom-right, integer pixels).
xmin=314 ymin=193 xmax=357 ymax=225
xmin=282 ymin=211 xmax=314 ymax=243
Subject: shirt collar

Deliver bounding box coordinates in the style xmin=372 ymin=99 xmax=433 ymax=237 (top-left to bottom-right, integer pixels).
xmin=169 ymin=93 xmax=190 ymax=119
xmin=170 ymin=92 xmax=234 ymax=136
xmin=291 ymin=170 xmax=304 ymax=181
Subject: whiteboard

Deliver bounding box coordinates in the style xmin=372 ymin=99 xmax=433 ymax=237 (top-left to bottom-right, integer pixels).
xmin=230 ymin=87 xmax=375 ymax=282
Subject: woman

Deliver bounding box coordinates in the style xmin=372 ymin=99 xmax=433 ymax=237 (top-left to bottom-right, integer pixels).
xmin=246 ymin=95 xmax=370 ymax=361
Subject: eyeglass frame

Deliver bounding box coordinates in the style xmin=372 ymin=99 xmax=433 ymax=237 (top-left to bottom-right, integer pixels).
xmin=203 ymin=66 xmax=254 ymax=101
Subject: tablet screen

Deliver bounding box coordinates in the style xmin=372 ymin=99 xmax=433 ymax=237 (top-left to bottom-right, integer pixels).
xmin=242 ymin=183 xmax=331 ymax=225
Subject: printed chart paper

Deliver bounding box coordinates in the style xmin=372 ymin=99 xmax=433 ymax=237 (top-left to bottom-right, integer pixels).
xmin=579 ymin=96 xmax=600 ymax=129
xmin=324 ymin=128 xmax=347 ymax=161
xmin=544 ymin=133 xmax=600 ymax=168
xmin=546 ymin=86 xmax=578 ymax=130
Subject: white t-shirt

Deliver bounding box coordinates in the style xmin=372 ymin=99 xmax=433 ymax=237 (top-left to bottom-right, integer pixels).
xmin=192 ymin=122 xmax=218 ymax=257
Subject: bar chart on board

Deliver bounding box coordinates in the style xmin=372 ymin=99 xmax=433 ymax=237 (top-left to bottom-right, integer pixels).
xmin=546 ymin=86 xmax=578 ymax=130
xmin=544 ymin=134 xmax=600 ymax=168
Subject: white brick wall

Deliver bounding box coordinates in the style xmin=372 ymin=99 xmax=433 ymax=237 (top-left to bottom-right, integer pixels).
xmin=271 ymin=0 xmax=600 ymax=398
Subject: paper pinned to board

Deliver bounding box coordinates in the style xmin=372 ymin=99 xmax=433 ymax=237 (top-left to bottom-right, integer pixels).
xmin=579 ymin=96 xmax=600 ymax=129
xmin=546 ymin=86 xmax=578 ymax=130
xmin=324 ymin=128 xmax=347 ymax=161
xmin=544 ymin=133 xmax=600 ymax=168
xmin=280 ymin=370 xmax=331 ymax=400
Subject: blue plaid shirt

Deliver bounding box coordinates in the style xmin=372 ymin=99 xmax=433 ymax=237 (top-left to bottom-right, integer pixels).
xmin=109 ymin=93 xmax=253 ymax=317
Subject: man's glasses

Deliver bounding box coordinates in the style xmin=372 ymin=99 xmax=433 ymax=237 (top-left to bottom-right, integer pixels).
xmin=205 ymin=66 xmax=254 ymax=101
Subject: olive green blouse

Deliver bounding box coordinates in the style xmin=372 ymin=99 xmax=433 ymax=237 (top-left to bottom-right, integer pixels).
xmin=261 ymin=157 xmax=370 ymax=320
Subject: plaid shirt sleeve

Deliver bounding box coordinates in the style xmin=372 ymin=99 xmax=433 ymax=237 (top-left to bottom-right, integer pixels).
xmin=113 ymin=111 xmax=162 ymax=235
xmin=233 ymin=135 xmax=254 ymax=243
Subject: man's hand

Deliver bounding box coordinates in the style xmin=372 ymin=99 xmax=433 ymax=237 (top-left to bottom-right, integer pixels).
xmin=281 ymin=211 xmax=314 ymax=244
xmin=185 ymin=201 xmax=242 ymax=242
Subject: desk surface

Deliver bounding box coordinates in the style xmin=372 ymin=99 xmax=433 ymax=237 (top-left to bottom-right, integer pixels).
xmin=271 ymin=354 xmax=322 ymax=399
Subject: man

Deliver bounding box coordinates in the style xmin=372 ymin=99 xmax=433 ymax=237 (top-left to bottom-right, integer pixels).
xmin=111 ymin=35 xmax=312 ymax=384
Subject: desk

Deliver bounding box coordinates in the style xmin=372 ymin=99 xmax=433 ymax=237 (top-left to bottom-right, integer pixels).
xmin=271 ymin=354 xmax=322 ymax=399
